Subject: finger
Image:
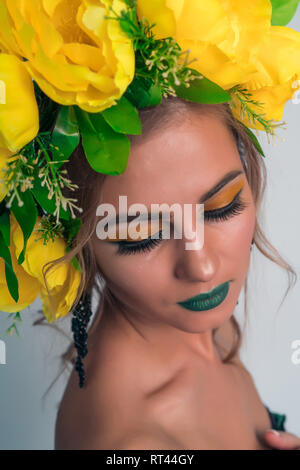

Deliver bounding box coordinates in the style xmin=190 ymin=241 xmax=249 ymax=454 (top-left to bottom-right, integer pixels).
xmin=264 ymin=430 xmax=300 ymax=450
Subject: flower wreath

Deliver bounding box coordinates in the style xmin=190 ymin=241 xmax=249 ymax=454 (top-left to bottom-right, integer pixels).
xmin=0 ymin=0 xmax=300 ymax=385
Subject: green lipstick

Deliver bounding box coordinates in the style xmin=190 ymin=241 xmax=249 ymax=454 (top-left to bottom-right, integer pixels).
xmin=177 ymin=281 xmax=230 ymax=311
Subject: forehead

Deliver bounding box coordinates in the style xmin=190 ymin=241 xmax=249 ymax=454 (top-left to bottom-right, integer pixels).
xmin=99 ymin=114 xmax=244 ymax=207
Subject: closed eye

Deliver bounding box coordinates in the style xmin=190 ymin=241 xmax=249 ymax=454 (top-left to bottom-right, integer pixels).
xmin=204 ymin=189 xmax=247 ymax=222
xmin=114 ymin=189 xmax=248 ymax=255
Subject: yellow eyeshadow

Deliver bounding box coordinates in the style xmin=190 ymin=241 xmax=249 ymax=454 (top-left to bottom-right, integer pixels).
xmin=105 ymin=219 xmax=162 ymax=242
xmin=105 ymin=176 xmax=246 ymax=243
xmin=204 ymin=177 xmax=245 ymax=211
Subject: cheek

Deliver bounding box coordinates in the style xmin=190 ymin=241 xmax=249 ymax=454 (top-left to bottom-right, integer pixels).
xmin=221 ymin=203 xmax=256 ymax=263
xmin=93 ymin=242 xmax=164 ymax=302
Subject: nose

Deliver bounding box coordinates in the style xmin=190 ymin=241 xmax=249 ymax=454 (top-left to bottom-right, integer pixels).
xmin=174 ymin=228 xmax=220 ymax=282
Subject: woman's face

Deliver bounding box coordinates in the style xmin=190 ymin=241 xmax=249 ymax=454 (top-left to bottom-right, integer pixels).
xmin=91 ymin=112 xmax=256 ymax=337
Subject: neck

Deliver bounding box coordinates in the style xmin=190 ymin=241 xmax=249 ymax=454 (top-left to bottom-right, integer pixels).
xmin=97 ymin=298 xmax=223 ymax=367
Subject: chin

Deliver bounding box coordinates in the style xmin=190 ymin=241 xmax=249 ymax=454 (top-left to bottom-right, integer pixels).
xmin=178 ymin=302 xmax=236 ymax=332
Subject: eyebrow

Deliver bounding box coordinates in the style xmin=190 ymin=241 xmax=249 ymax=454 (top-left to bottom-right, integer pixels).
xmin=107 ymin=169 xmax=244 ymax=225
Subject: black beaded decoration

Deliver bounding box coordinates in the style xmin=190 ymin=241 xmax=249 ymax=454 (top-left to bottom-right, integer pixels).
xmin=71 ymin=292 xmax=93 ymax=388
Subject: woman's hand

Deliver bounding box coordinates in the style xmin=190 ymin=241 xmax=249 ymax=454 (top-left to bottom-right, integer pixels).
xmin=263 ymin=429 xmax=300 ymax=450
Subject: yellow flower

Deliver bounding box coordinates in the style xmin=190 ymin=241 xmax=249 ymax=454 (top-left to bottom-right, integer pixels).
xmin=11 ymin=214 xmax=82 ymax=322
xmin=0 ymin=147 xmax=10 ymax=202
xmin=137 ymin=0 xmax=271 ymax=89
xmin=136 ymin=0 xmax=176 ymax=39
xmin=0 ymin=53 xmax=39 ymax=152
xmin=0 ymin=148 xmax=19 ymax=202
xmin=39 ymin=266 xmax=82 ymax=323
xmin=137 ymin=0 xmax=300 ymax=131
xmin=0 ymin=215 xmax=40 ymax=313
xmin=0 ymin=254 xmax=40 ymax=313
xmin=230 ymin=26 xmax=300 ymax=130
xmin=0 ymin=0 xmax=135 ymax=113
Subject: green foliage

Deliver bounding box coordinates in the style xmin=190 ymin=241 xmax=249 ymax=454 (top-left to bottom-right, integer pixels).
xmin=239 ymin=122 xmax=266 ymax=158
xmin=229 ymin=85 xmax=287 ymax=139
xmin=34 ymin=214 xmax=65 ymax=244
xmin=62 ymin=216 xmax=82 ymax=246
xmin=101 ymin=96 xmax=142 ymax=134
xmin=124 ymin=77 xmax=162 ymax=108
xmin=2 ymin=135 xmax=82 ymax=225
xmin=106 ymin=1 xmax=200 ymax=100
xmin=33 ymin=81 xmax=60 ymax=133
xmin=174 ymin=72 xmax=231 ymax=104
xmin=74 ymin=107 xmax=131 ymax=175
xmin=35 ymin=134 xmax=82 ymax=221
xmin=65 ymin=245 xmax=82 ymax=272
xmin=0 ymin=209 xmax=10 ymax=246
xmin=51 ymin=106 xmax=80 ymax=168
xmin=5 ymin=312 xmax=22 ymax=337
xmin=0 ymin=230 xmax=19 ymax=302
xmin=270 ymin=0 xmax=300 ymax=25
xmin=10 ymin=189 xmax=38 ymax=265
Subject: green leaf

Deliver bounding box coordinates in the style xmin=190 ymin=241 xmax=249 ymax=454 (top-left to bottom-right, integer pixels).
xmin=0 ymin=231 xmax=19 ymax=302
xmin=65 ymin=245 xmax=82 ymax=273
xmin=33 ymin=81 xmax=60 ymax=133
xmin=10 ymin=190 xmax=38 ymax=265
xmin=142 ymin=84 xmax=163 ymax=107
xmin=71 ymin=255 xmax=82 ymax=272
xmin=101 ymin=96 xmax=142 ymax=135
xmin=240 ymin=122 xmax=266 ymax=158
xmin=51 ymin=106 xmax=80 ymax=169
xmin=124 ymin=77 xmax=162 ymax=108
xmin=62 ymin=218 xmax=82 ymax=271
xmin=0 ymin=209 xmax=10 ymax=246
xmin=74 ymin=107 xmax=131 ymax=175
xmin=174 ymin=73 xmax=231 ymax=104
xmin=31 ymin=178 xmax=71 ymax=221
xmin=270 ymin=0 xmax=300 ymax=25
xmin=62 ymin=217 xmax=82 ymax=245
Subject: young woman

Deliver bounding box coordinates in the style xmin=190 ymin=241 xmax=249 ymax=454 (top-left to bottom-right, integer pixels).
xmin=1 ymin=0 xmax=300 ymax=452
xmin=54 ymin=97 xmax=298 ymax=450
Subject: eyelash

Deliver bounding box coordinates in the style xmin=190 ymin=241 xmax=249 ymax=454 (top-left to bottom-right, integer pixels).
xmin=116 ymin=191 xmax=247 ymax=256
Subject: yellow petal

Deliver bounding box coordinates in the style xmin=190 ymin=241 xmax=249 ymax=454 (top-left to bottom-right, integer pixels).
xmin=0 ymin=54 xmax=39 ymax=153
xmin=175 ymin=37 xmax=258 ymax=89
xmin=40 ymin=264 xmax=81 ymax=322
xmin=249 ymin=26 xmax=300 ymax=88
xmin=11 ymin=214 xmax=70 ymax=290
xmin=231 ymin=79 xmax=299 ymax=130
xmin=42 ymin=0 xmax=63 ymax=17
xmin=61 ymin=43 xmax=105 ymax=72
xmin=217 ymin=0 xmax=272 ymax=60
xmin=153 ymin=0 xmax=272 ymax=90
xmin=0 ymin=2 xmax=23 ymax=56
xmin=0 ymin=147 xmax=12 ymax=202
xmin=170 ymin=0 xmax=228 ymax=41
xmin=0 ymin=236 xmax=40 ymax=313
xmin=137 ymin=0 xmax=176 ymax=39
xmin=3 ymin=0 xmax=135 ymax=112
xmin=24 ymin=1 xmax=63 ymax=58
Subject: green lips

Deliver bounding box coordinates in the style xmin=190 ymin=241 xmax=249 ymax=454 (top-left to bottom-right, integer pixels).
xmin=177 ymin=281 xmax=230 ymax=311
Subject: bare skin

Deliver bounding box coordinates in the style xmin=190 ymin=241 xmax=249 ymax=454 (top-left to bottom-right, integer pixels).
xmin=55 ymin=310 xmax=275 ymax=450
xmin=55 ymin=113 xmax=279 ymax=450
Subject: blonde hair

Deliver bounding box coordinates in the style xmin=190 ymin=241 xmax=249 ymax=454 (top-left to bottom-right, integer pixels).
xmin=34 ymin=96 xmax=297 ymax=398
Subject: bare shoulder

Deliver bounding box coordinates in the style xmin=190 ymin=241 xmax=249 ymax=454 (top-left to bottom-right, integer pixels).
xmin=215 ymin=317 xmax=270 ymax=422
xmin=54 ymin=328 xmax=171 ymax=450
